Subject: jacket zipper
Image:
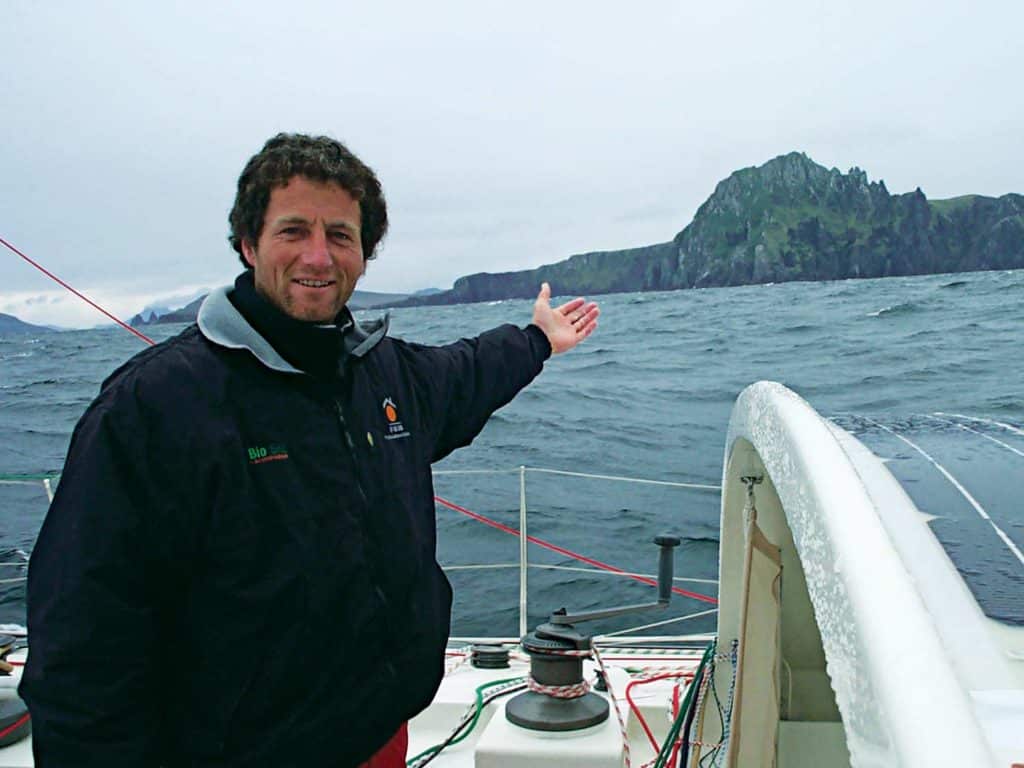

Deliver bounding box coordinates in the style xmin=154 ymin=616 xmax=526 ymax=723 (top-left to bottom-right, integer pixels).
xmin=333 ymin=399 xmax=370 ymax=510
xmin=334 ymin=397 xmax=394 ymax=655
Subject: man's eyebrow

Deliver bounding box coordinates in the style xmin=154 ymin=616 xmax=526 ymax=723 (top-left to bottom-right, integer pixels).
xmin=326 ymin=220 xmax=359 ymax=232
xmin=271 ymin=215 xmax=311 ymax=228
xmin=270 ymin=215 xmax=358 ymax=231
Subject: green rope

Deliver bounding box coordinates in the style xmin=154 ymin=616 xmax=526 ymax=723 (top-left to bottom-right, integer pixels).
xmin=406 ymin=676 xmax=525 ymax=766
xmin=652 ymin=640 xmax=716 ymax=768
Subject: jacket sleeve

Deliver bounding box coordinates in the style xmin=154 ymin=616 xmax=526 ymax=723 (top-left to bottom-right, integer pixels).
xmin=19 ymin=383 xmax=188 ymax=767
xmin=396 ymin=323 xmax=551 ymax=462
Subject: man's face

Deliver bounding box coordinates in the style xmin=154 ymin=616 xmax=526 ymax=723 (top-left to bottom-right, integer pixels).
xmin=242 ymin=176 xmax=364 ymax=323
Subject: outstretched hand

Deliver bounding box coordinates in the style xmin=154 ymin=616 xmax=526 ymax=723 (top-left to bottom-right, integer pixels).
xmin=531 ymin=282 xmax=599 ymax=355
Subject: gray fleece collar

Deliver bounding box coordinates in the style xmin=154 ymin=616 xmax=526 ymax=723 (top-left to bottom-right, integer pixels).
xmin=197 ymin=286 xmax=389 ymax=373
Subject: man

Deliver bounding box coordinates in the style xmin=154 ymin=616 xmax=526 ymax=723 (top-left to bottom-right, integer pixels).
xmin=20 ymin=133 xmax=598 ymax=767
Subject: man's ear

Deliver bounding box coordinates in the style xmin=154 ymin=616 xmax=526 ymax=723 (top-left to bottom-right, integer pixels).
xmin=241 ymin=240 xmax=257 ymax=268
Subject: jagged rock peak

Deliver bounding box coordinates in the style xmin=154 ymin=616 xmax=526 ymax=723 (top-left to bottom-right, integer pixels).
xmin=697 ymin=151 xmax=891 ymax=222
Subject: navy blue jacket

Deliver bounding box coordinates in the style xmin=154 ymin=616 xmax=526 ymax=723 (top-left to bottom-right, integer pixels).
xmin=21 ymin=286 xmax=550 ymax=766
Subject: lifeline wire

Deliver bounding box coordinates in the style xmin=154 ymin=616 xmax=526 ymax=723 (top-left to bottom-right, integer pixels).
xmin=434 ymin=495 xmax=718 ymax=605
xmin=1 ymin=235 xmax=156 ymax=346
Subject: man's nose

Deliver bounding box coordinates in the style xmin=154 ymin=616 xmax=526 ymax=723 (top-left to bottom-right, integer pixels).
xmin=303 ymin=228 xmax=332 ymax=267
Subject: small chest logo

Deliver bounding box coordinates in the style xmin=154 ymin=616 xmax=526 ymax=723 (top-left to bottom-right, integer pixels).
xmin=382 ymin=397 xmax=410 ymax=441
xmin=247 ymin=442 xmax=289 ymax=465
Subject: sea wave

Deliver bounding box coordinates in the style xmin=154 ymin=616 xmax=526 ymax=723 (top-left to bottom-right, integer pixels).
xmin=866 ymin=302 xmax=920 ymax=317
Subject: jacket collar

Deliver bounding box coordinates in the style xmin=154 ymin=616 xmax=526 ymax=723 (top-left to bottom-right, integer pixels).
xmin=197 ymin=286 xmax=389 ymax=373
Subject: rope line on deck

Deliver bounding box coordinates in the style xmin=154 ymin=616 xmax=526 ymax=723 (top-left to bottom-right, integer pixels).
xmin=926 ymin=414 xmax=1024 ymax=458
xmin=863 ymin=416 xmax=1024 ymax=566
xmin=933 ymin=412 xmax=1024 ymax=438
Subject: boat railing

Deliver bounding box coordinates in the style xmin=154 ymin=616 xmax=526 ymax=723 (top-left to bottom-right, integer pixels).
xmin=2 ymin=466 xmax=721 ymax=643
xmin=432 ymin=465 xmax=719 ymax=643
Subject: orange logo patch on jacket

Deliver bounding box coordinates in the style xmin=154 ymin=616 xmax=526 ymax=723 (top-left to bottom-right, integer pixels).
xmin=382 ymin=397 xmax=410 ymax=440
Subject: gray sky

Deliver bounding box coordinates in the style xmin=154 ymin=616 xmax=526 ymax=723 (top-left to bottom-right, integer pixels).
xmin=2 ymin=0 xmax=1021 ymax=327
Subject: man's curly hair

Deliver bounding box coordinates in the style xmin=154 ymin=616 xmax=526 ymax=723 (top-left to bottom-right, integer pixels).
xmin=228 ymin=133 xmax=388 ymax=267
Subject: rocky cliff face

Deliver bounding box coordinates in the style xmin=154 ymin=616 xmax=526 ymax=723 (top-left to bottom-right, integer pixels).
xmin=663 ymin=152 xmax=1024 ymax=288
xmin=394 ymin=152 xmax=1023 ymax=307
xmin=407 ymin=242 xmax=677 ymax=306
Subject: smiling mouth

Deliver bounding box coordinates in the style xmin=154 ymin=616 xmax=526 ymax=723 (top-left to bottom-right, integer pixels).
xmin=293 ymin=279 xmax=336 ymax=288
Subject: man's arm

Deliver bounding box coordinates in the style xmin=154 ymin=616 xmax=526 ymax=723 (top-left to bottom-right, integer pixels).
xmin=19 ymin=391 xmax=179 ymax=767
xmin=397 ymin=283 xmax=599 ymax=462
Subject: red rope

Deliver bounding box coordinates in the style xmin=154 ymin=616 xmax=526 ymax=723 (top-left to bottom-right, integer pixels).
xmin=625 ymin=673 xmax=690 ymax=756
xmin=1 ymin=235 xmax=156 ymax=346
xmin=434 ymin=495 xmax=718 ymax=605
xmin=0 ymin=712 xmax=30 ymax=741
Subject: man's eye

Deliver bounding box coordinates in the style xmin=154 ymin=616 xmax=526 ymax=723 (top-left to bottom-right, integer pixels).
xmin=330 ymin=231 xmax=352 ymax=242
xmin=280 ymin=226 xmax=304 ymax=237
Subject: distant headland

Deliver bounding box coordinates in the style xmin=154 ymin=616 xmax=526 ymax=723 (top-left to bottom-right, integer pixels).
xmin=0 ymin=312 xmax=54 ymax=334
xmin=386 ymin=151 xmax=1023 ymax=307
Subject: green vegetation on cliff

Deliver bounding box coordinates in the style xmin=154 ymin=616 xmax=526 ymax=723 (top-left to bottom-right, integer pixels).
xmin=394 ymin=152 xmax=1023 ymax=307
xmin=662 ymin=152 xmax=1023 ymax=288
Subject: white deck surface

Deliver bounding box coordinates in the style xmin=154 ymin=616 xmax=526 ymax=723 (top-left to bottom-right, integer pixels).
xmin=409 ymin=644 xmax=704 ymax=767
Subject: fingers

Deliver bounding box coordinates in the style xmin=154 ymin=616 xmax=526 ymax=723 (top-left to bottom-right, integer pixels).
xmin=555 ymin=297 xmax=586 ymax=316
xmin=567 ymin=302 xmax=599 ymax=325
xmin=536 ymin=282 xmax=551 ymax=304
xmin=574 ymin=304 xmax=600 ymax=331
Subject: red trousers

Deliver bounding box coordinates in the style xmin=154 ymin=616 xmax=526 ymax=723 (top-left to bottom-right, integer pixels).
xmin=358 ymin=722 xmax=408 ymax=768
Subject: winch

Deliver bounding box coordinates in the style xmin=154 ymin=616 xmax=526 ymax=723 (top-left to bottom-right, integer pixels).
xmin=504 ymin=534 xmax=682 ymax=732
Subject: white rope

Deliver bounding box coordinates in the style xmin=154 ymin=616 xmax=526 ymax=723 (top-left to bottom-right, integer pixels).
xmin=688 ymin=660 xmax=716 ymax=749
xmin=864 ymin=416 xmax=1024 ymax=565
xmin=927 ymin=415 xmax=1024 ymax=458
xmin=712 ymin=641 xmax=739 ymax=768
xmin=562 ymin=633 xmax=714 ymax=646
xmin=591 ymin=645 xmax=632 ymax=768
xmin=595 ymin=608 xmax=719 ymax=638
xmin=933 ymin=412 xmax=1024 ymax=437
xmin=526 ymin=467 xmax=717 ymax=490
xmin=0 ymin=577 xmax=27 ymax=585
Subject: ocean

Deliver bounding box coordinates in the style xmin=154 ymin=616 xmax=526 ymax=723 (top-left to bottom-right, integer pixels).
xmin=2 ymin=270 xmax=1023 ymax=636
